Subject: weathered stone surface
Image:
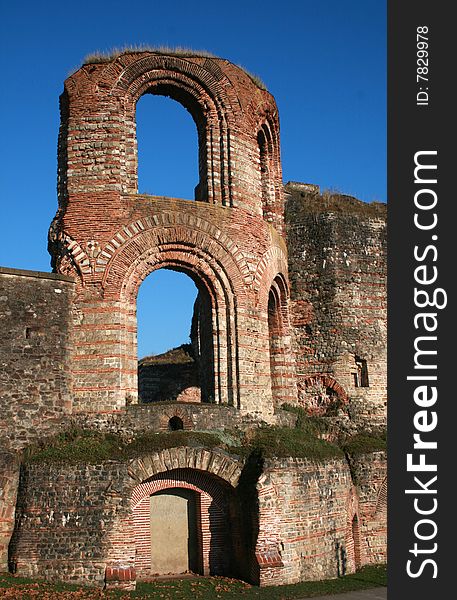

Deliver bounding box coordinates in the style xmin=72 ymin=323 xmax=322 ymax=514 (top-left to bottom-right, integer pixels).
xmin=285 ymin=184 xmax=387 ymax=430
xmin=0 ymin=52 xmax=387 ymax=589
xmin=8 ymin=452 xmax=386 ymax=587
xmin=0 ymin=268 xmax=75 ymax=451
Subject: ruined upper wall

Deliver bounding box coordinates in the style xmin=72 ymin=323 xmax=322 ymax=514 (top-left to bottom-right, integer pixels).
xmin=48 ymin=52 xmax=294 ymax=417
xmin=284 ymin=183 xmax=387 ymax=428
xmin=0 ymin=268 xmax=75 ymax=451
xmin=55 ymin=51 xmax=284 ymax=230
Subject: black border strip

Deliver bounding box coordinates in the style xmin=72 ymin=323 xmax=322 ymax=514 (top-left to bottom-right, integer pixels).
xmin=388 ymin=2 xmax=452 ymax=598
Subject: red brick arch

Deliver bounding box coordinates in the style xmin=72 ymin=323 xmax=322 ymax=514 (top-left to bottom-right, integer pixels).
xmin=111 ymin=54 xmax=242 ymax=118
xmin=107 ymin=54 xmax=247 ymax=206
xmin=105 ymin=458 xmax=244 ymax=583
xmin=54 ymin=52 xmax=287 ymax=417
xmin=300 ymin=374 xmax=349 ymax=402
xmin=98 ymin=220 xmax=252 ymax=407
xmin=298 ymin=375 xmax=349 ymax=416
xmin=127 ymin=448 xmax=243 ymax=488
xmin=255 ymin=115 xmax=283 ymax=232
xmin=254 ymin=245 xmax=289 ymax=308
xmin=130 ymin=472 xmax=230 ymax=578
xmin=98 ymin=214 xmax=252 ymax=294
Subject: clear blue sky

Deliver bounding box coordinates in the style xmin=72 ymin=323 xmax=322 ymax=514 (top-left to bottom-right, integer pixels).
xmin=0 ymin=0 xmax=386 ymax=357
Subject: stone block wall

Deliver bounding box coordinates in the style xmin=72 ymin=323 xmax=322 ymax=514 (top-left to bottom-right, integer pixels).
xmin=8 ymin=447 xmax=386 ymax=589
xmin=65 ymin=401 xmax=287 ymax=436
xmin=9 ymin=461 xmax=131 ymax=585
xmin=256 ymin=457 xmax=352 ymax=585
xmin=0 ymin=51 xmax=387 ymax=590
xmin=285 ymin=184 xmax=387 ymax=428
xmin=8 ymin=448 xmax=245 ymax=588
xmin=138 ymin=346 xmax=200 ymax=404
xmin=0 ymin=268 xmax=75 ymax=451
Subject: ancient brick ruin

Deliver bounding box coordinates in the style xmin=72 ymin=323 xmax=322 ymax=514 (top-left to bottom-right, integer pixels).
xmin=0 ymin=51 xmax=386 ymax=589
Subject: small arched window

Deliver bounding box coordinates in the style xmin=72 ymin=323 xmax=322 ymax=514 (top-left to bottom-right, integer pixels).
xmin=168 ymin=416 xmax=184 ymax=431
xmin=257 ymin=124 xmax=274 ymax=221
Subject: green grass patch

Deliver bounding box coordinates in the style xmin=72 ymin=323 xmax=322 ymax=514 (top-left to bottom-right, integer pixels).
xmin=23 ymin=429 xmax=225 ymax=465
xmin=22 ymin=419 xmax=344 ymax=465
xmin=0 ymin=564 xmax=386 ymax=598
xmin=22 ymin=410 xmax=385 ymax=467
xmin=281 ymin=404 xmax=331 ymax=434
xmin=341 ymin=431 xmax=387 ymax=455
xmin=124 ymin=430 xmax=223 ymax=457
xmin=79 ymin=46 xmax=267 ymax=90
xmin=22 ymin=429 xmax=125 ymax=464
xmin=248 ymin=425 xmax=343 ymax=460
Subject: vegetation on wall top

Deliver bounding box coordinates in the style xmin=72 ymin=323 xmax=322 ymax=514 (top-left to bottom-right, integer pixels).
xmin=80 ymin=45 xmax=267 ymax=90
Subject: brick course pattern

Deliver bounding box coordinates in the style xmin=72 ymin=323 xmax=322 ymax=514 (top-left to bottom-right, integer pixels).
xmin=8 ymin=449 xmax=385 ymax=589
xmin=49 ymin=52 xmax=296 ymax=417
xmin=0 ymin=51 xmax=387 ymax=588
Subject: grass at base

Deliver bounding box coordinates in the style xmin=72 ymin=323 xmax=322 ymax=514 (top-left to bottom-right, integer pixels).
xmin=0 ymin=564 xmax=386 ymax=599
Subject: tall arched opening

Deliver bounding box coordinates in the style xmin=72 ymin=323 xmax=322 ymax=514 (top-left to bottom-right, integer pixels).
xmin=132 ymin=80 xmax=211 ymax=202
xmin=267 ymin=274 xmax=290 ymax=406
xmin=136 ymin=94 xmax=200 ymax=200
xmin=137 ymin=267 xmax=215 ymax=404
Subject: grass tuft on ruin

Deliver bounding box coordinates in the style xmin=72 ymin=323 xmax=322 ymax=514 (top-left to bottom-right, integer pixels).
xmin=23 ymin=423 xmax=344 ymax=465
xmin=22 ymin=406 xmax=384 ymax=465
xmin=340 ymin=430 xmax=387 ymax=455
xmin=80 ymin=46 xmax=267 ymax=90
xmin=22 ymin=428 xmax=225 ymax=465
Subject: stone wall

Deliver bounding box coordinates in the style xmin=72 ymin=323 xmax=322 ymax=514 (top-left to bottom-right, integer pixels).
xmin=349 ymin=451 xmax=387 ymax=565
xmin=8 ymin=446 xmax=386 ymax=589
xmin=256 ymin=457 xmax=352 ymax=585
xmin=9 ymin=461 xmax=130 ymax=585
xmin=285 ymin=184 xmax=387 ymax=429
xmin=0 ymin=51 xmax=387 ymax=590
xmin=0 ymin=268 xmax=75 ymax=451
xmin=9 ymin=447 xmax=245 ymax=588
xmin=64 ymin=402 xmax=295 ymax=437
xmin=138 ymin=345 xmax=201 ymax=404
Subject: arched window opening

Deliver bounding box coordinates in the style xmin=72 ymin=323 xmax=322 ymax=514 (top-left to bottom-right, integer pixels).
xmin=268 ymin=277 xmax=287 ymax=406
xmin=352 ymin=515 xmax=362 ymax=569
xmin=136 ymin=94 xmax=200 ymax=200
xmin=137 ymin=269 xmax=215 ymax=403
xmin=257 ymin=124 xmax=275 ymax=221
xmin=168 ymin=416 xmax=184 ymax=431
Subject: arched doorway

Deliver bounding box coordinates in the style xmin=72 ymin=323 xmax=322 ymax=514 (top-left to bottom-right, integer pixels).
xmin=131 ymin=468 xmax=238 ymax=579
xmin=149 ymin=488 xmax=201 ymax=575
